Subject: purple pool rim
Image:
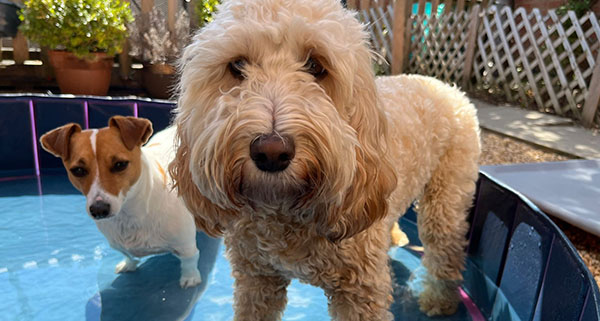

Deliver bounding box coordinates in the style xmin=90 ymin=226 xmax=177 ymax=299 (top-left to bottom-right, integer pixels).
xmin=84 ymin=101 xmax=89 ymax=129
xmin=134 ymin=102 xmax=139 ymax=118
xmin=460 ymin=288 xmax=485 ymax=321
xmin=28 ymin=100 xmax=40 ymax=177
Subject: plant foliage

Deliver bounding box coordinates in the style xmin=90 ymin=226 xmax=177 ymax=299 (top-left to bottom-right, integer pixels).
xmin=19 ymin=0 xmax=133 ymax=59
xmin=195 ymin=0 xmax=219 ymax=28
xmin=557 ymin=0 xmax=596 ymax=17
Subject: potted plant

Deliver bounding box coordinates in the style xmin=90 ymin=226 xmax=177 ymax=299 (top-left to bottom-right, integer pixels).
xmin=128 ymin=7 xmax=189 ymax=99
xmin=19 ymin=0 xmax=133 ymax=96
xmin=128 ymin=0 xmax=219 ymax=99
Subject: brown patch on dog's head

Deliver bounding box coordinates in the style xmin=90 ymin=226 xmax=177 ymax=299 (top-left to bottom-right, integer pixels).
xmin=40 ymin=116 xmax=154 ymax=218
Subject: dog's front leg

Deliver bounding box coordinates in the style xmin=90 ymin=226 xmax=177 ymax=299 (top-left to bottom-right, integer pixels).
xmin=324 ymin=264 xmax=394 ymax=321
xmin=231 ymin=265 xmax=290 ymax=321
xmin=115 ymin=251 xmax=139 ymax=273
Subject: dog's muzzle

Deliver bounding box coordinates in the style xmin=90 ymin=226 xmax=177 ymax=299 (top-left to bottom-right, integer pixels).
xmin=250 ymin=133 xmax=295 ymax=172
xmin=89 ymin=200 xmax=111 ymax=219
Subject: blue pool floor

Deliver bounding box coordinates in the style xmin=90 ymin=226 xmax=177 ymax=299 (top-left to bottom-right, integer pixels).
xmin=0 ymin=175 xmax=478 ymax=321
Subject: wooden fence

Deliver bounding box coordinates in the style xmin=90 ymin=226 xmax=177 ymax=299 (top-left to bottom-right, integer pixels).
xmin=355 ymin=0 xmax=600 ymax=128
xmin=2 ymin=0 xmax=600 ymax=127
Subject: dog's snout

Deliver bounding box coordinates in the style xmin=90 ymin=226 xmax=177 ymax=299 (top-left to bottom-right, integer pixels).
xmin=89 ymin=201 xmax=111 ymax=219
xmin=250 ymin=134 xmax=295 ymax=172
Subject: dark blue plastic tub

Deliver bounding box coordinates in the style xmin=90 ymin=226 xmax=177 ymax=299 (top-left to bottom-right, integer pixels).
xmin=0 ymin=94 xmax=598 ymax=320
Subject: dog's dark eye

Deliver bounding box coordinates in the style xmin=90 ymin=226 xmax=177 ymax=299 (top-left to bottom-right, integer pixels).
xmin=70 ymin=167 xmax=88 ymax=178
xmin=111 ymin=161 xmax=129 ymax=173
xmin=304 ymin=57 xmax=327 ymax=79
xmin=228 ymin=58 xmax=247 ymax=80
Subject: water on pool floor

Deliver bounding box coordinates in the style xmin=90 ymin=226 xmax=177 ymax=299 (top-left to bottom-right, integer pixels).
xmin=0 ymin=177 xmax=477 ymax=321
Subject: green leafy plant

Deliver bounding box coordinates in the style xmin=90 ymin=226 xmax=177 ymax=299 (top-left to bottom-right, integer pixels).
xmin=19 ymin=0 xmax=133 ymax=59
xmin=195 ymin=0 xmax=220 ymax=28
xmin=557 ymin=0 xmax=597 ymax=17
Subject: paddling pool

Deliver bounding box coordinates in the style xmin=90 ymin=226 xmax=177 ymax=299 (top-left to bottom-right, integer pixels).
xmin=0 ymin=94 xmax=598 ymax=321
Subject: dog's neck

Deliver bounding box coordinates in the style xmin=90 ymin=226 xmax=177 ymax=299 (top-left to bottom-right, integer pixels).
xmin=116 ymin=153 xmax=156 ymax=219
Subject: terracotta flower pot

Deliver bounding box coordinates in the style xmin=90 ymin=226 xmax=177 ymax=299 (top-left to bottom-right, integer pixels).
xmin=142 ymin=63 xmax=176 ymax=99
xmin=48 ymin=50 xmax=113 ymax=96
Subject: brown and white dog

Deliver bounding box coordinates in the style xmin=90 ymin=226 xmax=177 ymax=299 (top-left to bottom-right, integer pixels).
xmin=40 ymin=116 xmax=202 ymax=288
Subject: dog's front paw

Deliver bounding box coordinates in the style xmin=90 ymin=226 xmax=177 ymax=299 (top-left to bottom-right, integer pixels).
xmin=115 ymin=259 xmax=138 ymax=273
xmin=418 ymin=279 xmax=461 ymax=316
xmin=179 ymin=269 xmax=202 ymax=288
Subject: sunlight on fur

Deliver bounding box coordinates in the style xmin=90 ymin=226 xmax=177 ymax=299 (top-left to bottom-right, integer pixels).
xmin=169 ymin=0 xmax=481 ymax=320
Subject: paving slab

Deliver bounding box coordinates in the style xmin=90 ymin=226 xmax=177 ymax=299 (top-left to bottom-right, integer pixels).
xmin=471 ymin=98 xmax=600 ymax=159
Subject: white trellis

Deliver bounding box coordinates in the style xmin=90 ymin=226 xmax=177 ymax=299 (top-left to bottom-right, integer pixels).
xmin=357 ymin=2 xmax=600 ymax=127
xmin=358 ymin=5 xmax=395 ymax=64
xmin=473 ymin=6 xmax=600 ymax=124
xmin=405 ymin=9 xmax=475 ymax=84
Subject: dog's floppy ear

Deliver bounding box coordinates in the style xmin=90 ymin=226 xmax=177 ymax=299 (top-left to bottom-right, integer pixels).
xmin=40 ymin=123 xmax=82 ymax=160
xmin=109 ymin=116 xmax=153 ymax=150
xmin=318 ymin=46 xmax=397 ymax=243
xmin=169 ymin=130 xmax=236 ymax=237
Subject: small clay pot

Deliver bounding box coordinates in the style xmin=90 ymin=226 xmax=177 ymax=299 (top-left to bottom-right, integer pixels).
xmin=142 ymin=63 xmax=176 ymax=99
xmin=48 ymin=50 xmax=113 ymax=96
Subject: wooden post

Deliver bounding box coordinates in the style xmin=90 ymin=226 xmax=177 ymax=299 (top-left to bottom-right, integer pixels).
xmin=392 ymin=0 xmax=411 ymax=74
xmin=431 ymin=0 xmax=440 ymax=16
xmin=11 ymin=0 xmax=28 ymax=64
xmin=360 ymin=0 xmax=370 ymax=10
xmin=168 ymin=0 xmax=177 ymax=33
xmin=40 ymin=47 xmax=53 ymax=79
xmin=461 ymin=4 xmax=481 ymax=89
xmin=12 ymin=31 xmax=29 ymax=65
xmin=457 ymin=0 xmax=466 ymax=12
xmin=141 ymin=0 xmax=153 ymax=14
xmin=347 ymin=0 xmax=358 ymax=9
xmin=417 ymin=0 xmax=426 ymax=15
xmin=188 ymin=0 xmax=197 ymax=29
xmin=582 ymin=52 xmax=600 ymax=128
xmin=119 ymin=0 xmax=133 ymax=79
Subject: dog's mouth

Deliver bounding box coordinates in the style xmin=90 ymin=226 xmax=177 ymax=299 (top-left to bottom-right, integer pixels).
xmin=91 ymin=213 xmax=114 ymax=221
xmin=237 ymin=162 xmax=313 ymax=208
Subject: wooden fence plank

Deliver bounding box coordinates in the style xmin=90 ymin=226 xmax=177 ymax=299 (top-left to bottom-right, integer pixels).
xmin=462 ymin=5 xmax=481 ymax=88
xmin=347 ymin=0 xmax=358 ymax=9
xmin=457 ymin=0 xmax=465 ymax=12
xmin=392 ymin=0 xmax=410 ymax=74
xmin=361 ymin=0 xmax=370 ymax=10
xmin=188 ymin=0 xmax=197 ymax=29
xmin=12 ymin=31 xmax=29 ymax=65
xmin=417 ymin=0 xmax=426 ymax=15
xmin=582 ymin=51 xmax=600 ymax=127
xmin=119 ymin=0 xmax=132 ymax=79
xmin=168 ymin=0 xmax=177 ymax=33
xmin=431 ymin=0 xmax=440 ymax=16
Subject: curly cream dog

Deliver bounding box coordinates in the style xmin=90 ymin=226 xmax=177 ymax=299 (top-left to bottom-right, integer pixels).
xmin=170 ymin=0 xmax=480 ymax=319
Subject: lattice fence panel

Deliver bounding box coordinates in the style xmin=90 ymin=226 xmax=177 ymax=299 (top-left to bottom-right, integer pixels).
xmin=406 ymin=9 xmax=473 ymax=84
xmin=473 ymin=6 xmax=600 ymax=122
xmin=358 ymin=5 xmax=394 ymax=65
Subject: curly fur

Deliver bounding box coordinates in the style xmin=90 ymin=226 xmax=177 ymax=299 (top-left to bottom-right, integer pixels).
xmin=169 ymin=0 xmax=480 ymax=320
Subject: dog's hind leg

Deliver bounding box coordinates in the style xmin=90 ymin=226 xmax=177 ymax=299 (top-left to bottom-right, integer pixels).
xmin=416 ymin=131 xmax=479 ymax=316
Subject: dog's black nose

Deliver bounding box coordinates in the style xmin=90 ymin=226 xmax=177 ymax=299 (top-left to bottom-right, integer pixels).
xmin=89 ymin=201 xmax=111 ymax=219
xmin=250 ymin=133 xmax=295 ymax=172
